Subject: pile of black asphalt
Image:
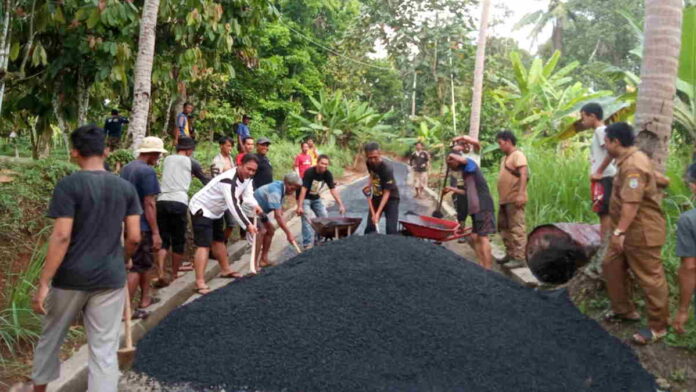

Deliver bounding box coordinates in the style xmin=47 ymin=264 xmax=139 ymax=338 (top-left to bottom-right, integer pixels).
xmin=133 ymin=235 xmax=656 ymax=392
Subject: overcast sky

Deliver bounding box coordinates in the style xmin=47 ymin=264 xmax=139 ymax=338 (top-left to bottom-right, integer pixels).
xmin=490 ymin=0 xmax=552 ymax=53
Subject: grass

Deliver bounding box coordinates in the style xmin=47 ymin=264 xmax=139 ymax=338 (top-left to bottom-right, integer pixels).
xmin=477 ymin=141 xmax=696 ymax=350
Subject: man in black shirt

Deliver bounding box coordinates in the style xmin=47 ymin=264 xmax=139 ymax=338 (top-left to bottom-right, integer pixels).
xmin=103 ymin=109 xmax=129 ymax=150
xmin=296 ymin=154 xmax=347 ymax=248
xmin=409 ymin=142 xmax=430 ymax=199
xmin=364 ymin=142 xmax=400 ymax=234
xmin=253 ymin=137 xmax=273 ymax=189
xmin=31 ymin=125 xmax=142 ymax=392
xmin=443 ymin=152 xmax=496 ymax=270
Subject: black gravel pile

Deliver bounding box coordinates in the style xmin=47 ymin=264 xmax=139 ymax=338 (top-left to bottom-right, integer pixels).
xmin=134 ymin=235 xmax=656 ymax=392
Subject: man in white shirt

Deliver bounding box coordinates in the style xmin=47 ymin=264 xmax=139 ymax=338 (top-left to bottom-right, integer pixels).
xmin=189 ymin=154 xmax=262 ymax=294
xmin=582 ymin=102 xmax=615 ymax=238
xmin=211 ymin=136 xmax=235 ymax=176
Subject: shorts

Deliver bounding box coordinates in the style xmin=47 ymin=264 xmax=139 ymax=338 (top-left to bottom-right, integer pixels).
xmin=413 ymin=171 xmax=428 ymax=188
xmin=157 ymin=201 xmax=188 ymax=254
xmin=191 ymin=210 xmax=225 ymax=248
xmin=106 ymin=136 xmax=121 ymax=150
xmin=471 ymin=210 xmax=496 ymax=236
xmin=591 ymin=177 xmax=613 ymax=216
xmin=131 ymin=231 xmax=154 ymax=273
xmin=224 ymin=210 xmax=236 ymax=229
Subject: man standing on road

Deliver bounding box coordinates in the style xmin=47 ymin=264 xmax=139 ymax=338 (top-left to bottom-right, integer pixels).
xmin=153 ymin=137 xmax=209 ymax=288
xmin=296 ymin=154 xmax=347 ymax=249
xmin=103 ymin=109 xmax=129 ymax=151
xmin=254 ymin=173 xmax=303 ymax=267
xmin=120 ymin=136 xmax=167 ymax=318
xmin=444 ymin=152 xmax=495 ymax=269
xmin=235 ymin=115 xmax=252 ymax=153
xmin=495 ymin=130 xmax=528 ymax=269
xmin=236 ymin=136 xmax=255 ymax=166
xmin=601 ymin=122 xmax=669 ymax=345
xmin=188 ymin=155 xmax=262 ymax=294
xmin=364 ymin=142 xmax=400 ymax=235
xmin=409 ymin=142 xmax=430 ymax=199
xmin=674 ymin=163 xmax=696 ymax=335
xmin=31 ymin=125 xmax=141 ymax=392
xmin=253 ymin=137 xmax=273 ymax=189
xmin=175 ymin=102 xmax=194 ymax=145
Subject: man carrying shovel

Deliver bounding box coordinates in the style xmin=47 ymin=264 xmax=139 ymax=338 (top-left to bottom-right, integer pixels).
xmin=364 ymin=142 xmax=400 ymax=234
xmin=31 ymin=125 xmax=142 ymax=392
xmin=188 ymin=154 xmax=261 ymax=295
xmin=296 ymin=154 xmax=347 ymax=249
xmin=254 ymin=173 xmax=304 ymax=267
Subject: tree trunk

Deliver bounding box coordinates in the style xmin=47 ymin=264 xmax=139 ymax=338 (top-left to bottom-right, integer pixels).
xmin=551 ymin=22 xmax=563 ymax=53
xmin=52 ymin=79 xmax=69 ymax=155
xmin=448 ymin=37 xmax=457 ymax=133
xmin=0 ymin=0 xmax=12 ymax=116
xmin=77 ymin=69 xmax=90 ymax=126
xmin=635 ymin=0 xmax=683 ymax=173
xmin=129 ymin=0 xmax=161 ymax=150
xmin=411 ymin=72 xmax=417 ymax=117
xmin=468 ymin=0 xmax=491 ymax=140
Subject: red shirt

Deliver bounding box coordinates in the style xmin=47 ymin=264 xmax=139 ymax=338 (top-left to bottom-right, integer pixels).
xmin=294 ymin=153 xmax=313 ymax=179
xmin=236 ymin=153 xmax=245 ymax=167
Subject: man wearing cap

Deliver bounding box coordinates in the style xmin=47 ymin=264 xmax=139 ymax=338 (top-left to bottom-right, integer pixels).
xmin=254 ymin=137 xmax=273 ymax=189
xmin=254 ymin=173 xmax=303 ymax=268
xmin=120 ymin=136 xmax=167 ymax=317
xmin=189 ymin=154 xmax=262 ymax=294
xmin=153 ymin=137 xmax=210 ymax=288
xmin=235 ymin=115 xmax=252 ymax=153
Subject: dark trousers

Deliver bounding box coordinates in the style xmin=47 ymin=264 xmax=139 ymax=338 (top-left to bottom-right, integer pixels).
xmin=365 ymin=198 xmax=400 ymax=235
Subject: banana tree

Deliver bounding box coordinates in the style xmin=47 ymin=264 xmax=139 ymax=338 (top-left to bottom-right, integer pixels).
xmin=492 ymin=50 xmax=611 ymax=139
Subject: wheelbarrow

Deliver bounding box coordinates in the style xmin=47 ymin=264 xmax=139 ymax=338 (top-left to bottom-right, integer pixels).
xmin=399 ymin=215 xmax=471 ymax=242
xmin=311 ymin=217 xmax=363 ymax=242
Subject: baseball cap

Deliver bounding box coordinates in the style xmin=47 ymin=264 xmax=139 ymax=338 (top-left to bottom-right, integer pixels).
xmin=257 ymin=137 xmax=271 ymax=145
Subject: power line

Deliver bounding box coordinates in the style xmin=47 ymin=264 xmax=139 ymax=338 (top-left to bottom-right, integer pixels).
xmin=265 ymin=0 xmax=394 ymax=71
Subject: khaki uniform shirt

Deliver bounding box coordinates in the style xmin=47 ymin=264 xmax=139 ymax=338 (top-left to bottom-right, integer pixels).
xmin=609 ymin=147 xmax=666 ymax=247
xmin=497 ymin=149 xmax=528 ymax=205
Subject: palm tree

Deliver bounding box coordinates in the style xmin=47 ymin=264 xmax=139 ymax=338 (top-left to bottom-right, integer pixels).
xmin=129 ymin=0 xmax=160 ymax=150
xmin=468 ymin=0 xmax=491 ymax=140
xmin=514 ymin=0 xmax=574 ymax=53
xmin=635 ymin=0 xmax=683 ymax=173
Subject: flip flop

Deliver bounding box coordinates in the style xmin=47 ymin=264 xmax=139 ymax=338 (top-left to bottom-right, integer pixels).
xmin=193 ymin=287 xmax=211 ymax=295
xmin=138 ymin=297 xmax=161 ymax=309
xmin=219 ymin=272 xmax=243 ymax=279
xmin=632 ymin=327 xmax=667 ymax=345
xmin=131 ymin=309 xmax=150 ymax=320
xmin=603 ymin=310 xmax=640 ymax=323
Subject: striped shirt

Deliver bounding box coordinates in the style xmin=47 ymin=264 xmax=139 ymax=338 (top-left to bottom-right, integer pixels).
xmin=189 ymin=168 xmax=257 ymax=229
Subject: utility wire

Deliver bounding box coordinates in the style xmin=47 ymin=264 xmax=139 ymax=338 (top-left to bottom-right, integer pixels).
xmin=265 ymin=0 xmax=394 ymax=71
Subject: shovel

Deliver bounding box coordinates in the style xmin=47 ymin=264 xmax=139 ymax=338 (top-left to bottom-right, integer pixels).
xmin=432 ymin=165 xmax=450 ymax=219
xmin=291 ymin=240 xmax=303 ymax=253
xmin=249 ymin=217 xmax=258 ymax=274
xmin=117 ymin=288 xmax=135 ymax=370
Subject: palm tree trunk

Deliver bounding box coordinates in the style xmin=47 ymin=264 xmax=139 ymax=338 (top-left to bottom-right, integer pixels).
xmin=0 ymin=0 xmax=12 ymax=116
xmin=468 ymin=0 xmax=491 ymax=140
xmin=635 ymin=0 xmax=683 ymax=173
xmin=77 ymin=68 xmax=90 ymax=126
xmin=129 ymin=0 xmax=161 ymax=150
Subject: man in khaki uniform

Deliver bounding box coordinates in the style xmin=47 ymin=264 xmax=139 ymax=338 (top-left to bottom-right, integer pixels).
xmin=601 ymin=122 xmax=669 ymax=345
xmin=495 ymin=130 xmax=528 ymax=269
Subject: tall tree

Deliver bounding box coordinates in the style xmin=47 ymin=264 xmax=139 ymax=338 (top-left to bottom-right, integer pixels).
xmin=129 ymin=0 xmax=160 ymax=149
xmin=515 ymin=0 xmax=575 ymax=53
xmin=468 ymin=0 xmax=491 ymax=140
xmin=635 ymin=0 xmax=683 ymax=173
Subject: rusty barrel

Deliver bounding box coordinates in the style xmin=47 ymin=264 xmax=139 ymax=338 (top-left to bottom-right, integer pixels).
xmin=525 ymin=223 xmax=601 ymax=284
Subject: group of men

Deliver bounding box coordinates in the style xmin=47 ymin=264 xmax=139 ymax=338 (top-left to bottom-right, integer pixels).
xmin=407 ymin=101 xmax=694 ymax=346
xmin=28 ymin=117 xmax=349 ymax=391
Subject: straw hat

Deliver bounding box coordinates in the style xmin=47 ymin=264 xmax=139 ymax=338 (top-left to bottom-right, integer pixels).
xmin=136 ymin=137 xmax=168 ymax=154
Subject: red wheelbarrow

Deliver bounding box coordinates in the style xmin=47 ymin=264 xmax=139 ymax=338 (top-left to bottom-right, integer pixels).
xmin=399 ymin=215 xmax=471 ymax=242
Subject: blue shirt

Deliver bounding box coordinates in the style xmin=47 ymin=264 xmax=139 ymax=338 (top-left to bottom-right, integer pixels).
xmin=236 ymin=123 xmax=250 ymax=139
xmin=120 ymin=159 xmax=161 ymax=231
xmin=254 ymin=181 xmax=285 ymax=213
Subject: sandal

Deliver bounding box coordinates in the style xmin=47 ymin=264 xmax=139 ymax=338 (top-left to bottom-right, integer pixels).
xmin=138 ymin=297 xmax=161 ymax=309
xmin=219 ymin=272 xmax=243 ymax=279
xmin=632 ymin=327 xmax=667 ymax=345
xmin=193 ymin=286 xmax=211 ymax=295
xmin=603 ymin=310 xmax=640 ymax=323
xmin=131 ymin=309 xmax=150 ymax=320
